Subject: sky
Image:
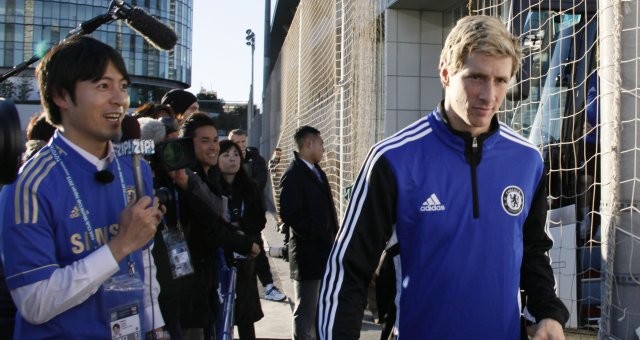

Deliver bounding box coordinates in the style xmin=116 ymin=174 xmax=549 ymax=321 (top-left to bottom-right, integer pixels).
xmin=188 ymin=1 xmax=276 ymax=105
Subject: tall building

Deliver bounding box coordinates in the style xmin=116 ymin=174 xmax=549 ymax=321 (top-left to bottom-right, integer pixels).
xmin=0 ymin=0 xmax=192 ymax=115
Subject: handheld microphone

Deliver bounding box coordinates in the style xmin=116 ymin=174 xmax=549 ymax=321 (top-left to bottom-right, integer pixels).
xmin=111 ymin=1 xmax=178 ymax=51
xmin=117 ymin=115 xmax=155 ymax=200
xmin=120 ymin=114 xmax=141 ymax=142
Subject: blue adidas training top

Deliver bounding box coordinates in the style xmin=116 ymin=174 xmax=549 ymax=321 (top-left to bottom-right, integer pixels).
xmin=318 ymin=104 xmax=568 ymax=339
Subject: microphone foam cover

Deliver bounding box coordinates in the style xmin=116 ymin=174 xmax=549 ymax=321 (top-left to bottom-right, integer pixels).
xmin=121 ymin=115 xmax=141 ymax=142
xmin=126 ymin=7 xmax=178 ymax=51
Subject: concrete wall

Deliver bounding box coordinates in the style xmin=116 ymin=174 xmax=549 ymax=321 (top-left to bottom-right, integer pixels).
xmin=384 ymin=9 xmax=443 ymax=137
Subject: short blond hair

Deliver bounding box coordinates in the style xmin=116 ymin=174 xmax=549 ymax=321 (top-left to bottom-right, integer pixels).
xmin=440 ymin=15 xmax=522 ymax=77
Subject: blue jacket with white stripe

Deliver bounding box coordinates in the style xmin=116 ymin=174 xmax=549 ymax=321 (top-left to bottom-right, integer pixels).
xmin=317 ymin=103 xmax=569 ymax=339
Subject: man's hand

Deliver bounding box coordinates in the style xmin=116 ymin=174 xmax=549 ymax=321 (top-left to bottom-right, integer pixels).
xmin=149 ymin=327 xmax=170 ymax=340
xmin=250 ymin=242 xmax=260 ymax=258
xmin=529 ymin=318 xmax=565 ymax=340
xmin=108 ymin=196 xmax=163 ymax=262
xmin=167 ymin=169 xmax=189 ymax=190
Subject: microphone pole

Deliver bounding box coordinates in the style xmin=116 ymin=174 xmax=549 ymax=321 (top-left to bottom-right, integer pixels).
xmin=0 ymin=55 xmax=41 ymax=83
xmin=0 ymin=3 xmax=116 ymax=83
xmin=0 ymin=0 xmax=179 ymax=82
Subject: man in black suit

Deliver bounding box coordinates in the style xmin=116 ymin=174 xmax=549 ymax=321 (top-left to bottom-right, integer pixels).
xmin=279 ymin=126 xmax=338 ymax=339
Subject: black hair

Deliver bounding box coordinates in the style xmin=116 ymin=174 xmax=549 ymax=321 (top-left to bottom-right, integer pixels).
xmin=294 ymin=125 xmax=320 ymax=149
xmin=179 ymin=112 xmax=217 ymax=138
xmin=217 ymin=140 xmax=256 ymax=198
xmin=23 ymin=112 xmax=57 ymax=163
xmin=25 ymin=112 xmax=56 ymax=141
xmin=36 ymin=36 xmax=130 ymax=126
xmin=218 ymin=140 xmax=244 ymax=162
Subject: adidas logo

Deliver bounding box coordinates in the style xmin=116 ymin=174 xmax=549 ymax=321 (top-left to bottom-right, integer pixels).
xmin=420 ymin=193 xmax=445 ymax=212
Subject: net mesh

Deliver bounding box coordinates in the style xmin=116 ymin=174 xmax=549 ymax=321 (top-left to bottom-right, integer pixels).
xmin=499 ymin=2 xmax=603 ymax=332
xmin=475 ymin=0 xmax=638 ymax=337
xmin=269 ymin=0 xmax=383 ymax=217
xmin=267 ymin=0 xmax=640 ymax=337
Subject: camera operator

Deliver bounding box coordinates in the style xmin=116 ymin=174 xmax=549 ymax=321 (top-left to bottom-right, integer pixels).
xmin=148 ymin=113 xmax=259 ymax=339
xmin=0 ymin=98 xmax=23 ymax=340
xmin=133 ymin=117 xmax=185 ymax=339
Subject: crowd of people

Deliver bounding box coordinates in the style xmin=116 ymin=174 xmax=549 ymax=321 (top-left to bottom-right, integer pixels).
xmin=0 ymin=14 xmax=572 ymax=340
xmin=0 ymin=35 xmax=287 ymax=340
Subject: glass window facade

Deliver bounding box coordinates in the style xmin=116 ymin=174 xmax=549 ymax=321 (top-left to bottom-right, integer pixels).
xmin=0 ymin=0 xmax=192 ymax=105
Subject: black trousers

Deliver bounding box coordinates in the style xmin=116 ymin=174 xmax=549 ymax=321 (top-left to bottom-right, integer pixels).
xmin=253 ymin=235 xmax=273 ymax=287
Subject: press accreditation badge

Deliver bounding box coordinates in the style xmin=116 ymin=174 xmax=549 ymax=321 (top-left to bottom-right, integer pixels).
xmin=103 ymin=274 xmax=145 ymax=339
xmin=162 ymin=222 xmax=194 ymax=279
xmin=109 ymin=303 xmax=141 ymax=340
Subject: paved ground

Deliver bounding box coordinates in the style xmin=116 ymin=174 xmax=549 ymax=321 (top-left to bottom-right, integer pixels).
xmin=237 ymin=210 xmax=382 ymax=340
xmin=241 ymin=193 xmax=598 ymax=339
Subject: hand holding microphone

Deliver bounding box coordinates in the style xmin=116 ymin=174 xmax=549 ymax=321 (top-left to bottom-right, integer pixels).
xmin=109 ymin=196 xmax=161 ymax=261
xmin=106 ymin=116 xmax=163 ymax=261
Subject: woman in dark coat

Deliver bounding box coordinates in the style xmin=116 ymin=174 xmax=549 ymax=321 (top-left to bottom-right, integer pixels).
xmin=216 ymin=140 xmax=265 ymax=339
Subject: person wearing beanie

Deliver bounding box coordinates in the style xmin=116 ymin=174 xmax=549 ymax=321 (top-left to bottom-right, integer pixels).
xmin=161 ymin=89 xmax=199 ymax=121
xmin=132 ymin=103 xmax=176 ymax=120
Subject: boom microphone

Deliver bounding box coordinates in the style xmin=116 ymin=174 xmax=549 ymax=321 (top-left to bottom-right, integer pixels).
xmin=111 ymin=1 xmax=177 ymax=51
xmin=126 ymin=7 xmax=177 ymax=51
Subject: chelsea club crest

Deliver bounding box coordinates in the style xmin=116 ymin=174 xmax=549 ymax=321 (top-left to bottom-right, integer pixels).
xmin=502 ymin=186 xmax=524 ymax=216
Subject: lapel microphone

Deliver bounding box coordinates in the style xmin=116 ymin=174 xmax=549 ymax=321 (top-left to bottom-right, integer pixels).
xmin=95 ymin=169 xmax=115 ymax=183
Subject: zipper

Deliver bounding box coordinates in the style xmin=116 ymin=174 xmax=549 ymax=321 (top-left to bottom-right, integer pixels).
xmin=470 ymin=137 xmax=480 ymax=218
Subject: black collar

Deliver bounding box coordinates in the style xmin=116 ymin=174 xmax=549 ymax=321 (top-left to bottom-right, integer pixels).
xmin=437 ymin=101 xmax=500 ymax=142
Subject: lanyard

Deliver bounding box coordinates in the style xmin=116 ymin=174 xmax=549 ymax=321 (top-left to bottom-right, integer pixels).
xmin=161 ymin=188 xmax=181 ymax=228
xmin=48 ymin=144 xmax=134 ymax=270
xmin=174 ymin=188 xmax=181 ymax=223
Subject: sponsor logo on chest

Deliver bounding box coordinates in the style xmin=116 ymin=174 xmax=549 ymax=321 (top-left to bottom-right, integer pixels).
xmin=420 ymin=193 xmax=445 ymax=212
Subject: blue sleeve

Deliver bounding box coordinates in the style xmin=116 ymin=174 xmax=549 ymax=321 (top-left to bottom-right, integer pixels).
xmin=1 ymin=182 xmax=59 ymax=290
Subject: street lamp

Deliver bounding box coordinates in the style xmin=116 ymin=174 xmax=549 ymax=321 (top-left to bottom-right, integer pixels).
xmin=245 ymin=29 xmax=256 ymax=134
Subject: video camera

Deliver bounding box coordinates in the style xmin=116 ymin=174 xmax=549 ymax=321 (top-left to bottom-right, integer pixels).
xmin=0 ymin=99 xmax=24 ymax=185
xmin=150 ymin=137 xmax=196 ymax=173
xmin=149 ymin=137 xmax=196 ymax=207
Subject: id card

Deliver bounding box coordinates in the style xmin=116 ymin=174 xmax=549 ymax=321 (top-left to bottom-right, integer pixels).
xmin=162 ymin=223 xmax=194 ymax=279
xmin=103 ymin=274 xmax=145 ymax=339
xmin=110 ymin=303 xmax=141 ymax=340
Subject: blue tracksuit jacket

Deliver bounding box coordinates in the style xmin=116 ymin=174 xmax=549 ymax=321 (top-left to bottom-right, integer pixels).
xmin=317 ymin=103 xmax=568 ymax=339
